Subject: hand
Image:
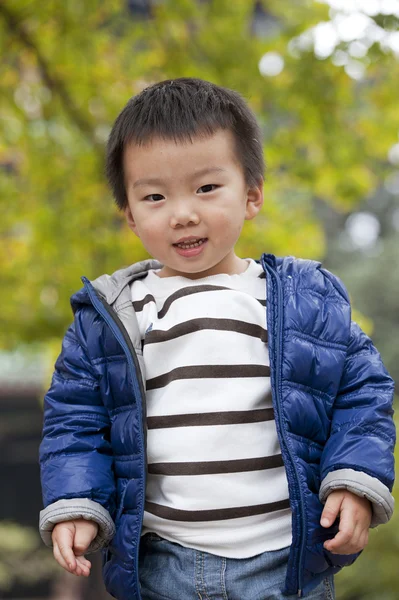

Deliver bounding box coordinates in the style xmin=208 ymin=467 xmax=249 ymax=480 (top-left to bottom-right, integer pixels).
xmin=51 ymin=519 xmax=99 ymax=576
xmin=320 ymin=489 xmax=372 ymax=555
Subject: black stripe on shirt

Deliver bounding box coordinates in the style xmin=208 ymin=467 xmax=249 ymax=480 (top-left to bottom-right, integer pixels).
xmin=144 ymin=498 xmax=290 ymax=522
xmin=146 ymin=364 xmax=271 ymax=391
xmin=145 ymin=318 xmax=268 ymax=345
xmin=132 ymin=293 xmax=266 ymax=314
xmin=148 ymin=454 xmax=284 ymax=475
xmin=132 ymin=294 xmax=155 ymax=312
xmin=147 ymin=407 xmax=274 ymax=429
xmin=157 ymin=285 xmax=233 ymax=319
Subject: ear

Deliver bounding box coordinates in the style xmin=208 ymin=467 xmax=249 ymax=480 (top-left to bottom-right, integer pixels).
xmin=124 ymin=204 xmax=140 ymax=237
xmin=245 ymin=181 xmax=264 ymax=221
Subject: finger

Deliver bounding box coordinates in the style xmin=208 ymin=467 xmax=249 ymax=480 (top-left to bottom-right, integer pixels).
xmin=335 ymin=522 xmax=369 ymax=554
xmin=76 ymin=555 xmax=92 ymax=577
xmin=324 ymin=504 xmax=353 ymax=550
xmin=76 ymin=554 xmax=92 ymax=569
xmin=321 ymin=493 xmax=343 ymax=528
xmin=324 ymin=539 xmax=362 ymax=554
xmin=54 ymin=541 xmax=87 ymax=576
xmin=54 ymin=526 xmax=77 ymax=571
xmin=53 ymin=541 xmax=72 ymax=572
xmin=324 ymin=505 xmax=372 ymax=555
xmin=324 ymin=519 xmax=357 ymax=554
xmin=53 ymin=543 xmax=91 ymax=577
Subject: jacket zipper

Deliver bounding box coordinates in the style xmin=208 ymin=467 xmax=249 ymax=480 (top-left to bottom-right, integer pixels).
xmin=261 ymin=256 xmax=305 ymax=598
xmin=82 ymin=277 xmax=146 ymax=600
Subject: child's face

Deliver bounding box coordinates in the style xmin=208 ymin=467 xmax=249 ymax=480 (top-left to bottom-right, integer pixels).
xmin=123 ymin=129 xmax=263 ymax=278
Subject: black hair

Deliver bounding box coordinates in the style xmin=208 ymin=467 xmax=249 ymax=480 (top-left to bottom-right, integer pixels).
xmin=105 ymin=77 xmax=265 ymax=211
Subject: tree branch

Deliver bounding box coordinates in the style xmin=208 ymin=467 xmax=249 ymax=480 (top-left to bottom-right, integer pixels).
xmin=0 ymin=3 xmax=100 ymax=148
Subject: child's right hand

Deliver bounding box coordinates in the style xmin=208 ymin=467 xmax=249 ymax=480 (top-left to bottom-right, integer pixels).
xmin=51 ymin=519 xmax=99 ymax=577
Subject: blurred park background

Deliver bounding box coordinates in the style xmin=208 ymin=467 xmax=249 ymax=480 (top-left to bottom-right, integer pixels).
xmin=0 ymin=0 xmax=398 ymax=598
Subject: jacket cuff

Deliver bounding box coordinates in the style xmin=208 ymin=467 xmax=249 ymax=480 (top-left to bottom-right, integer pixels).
xmin=319 ymin=468 xmax=394 ymax=527
xmin=39 ymin=498 xmax=116 ymax=553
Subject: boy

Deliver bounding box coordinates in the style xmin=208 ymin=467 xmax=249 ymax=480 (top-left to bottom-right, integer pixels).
xmin=39 ymin=78 xmax=395 ymax=600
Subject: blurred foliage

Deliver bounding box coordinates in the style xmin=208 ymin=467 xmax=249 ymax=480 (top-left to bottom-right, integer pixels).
xmin=1 ymin=0 xmax=399 ymax=348
xmin=0 ymin=1 xmax=398 ymax=598
xmin=0 ymin=521 xmax=59 ymax=590
xmin=321 ymin=188 xmax=399 ymax=384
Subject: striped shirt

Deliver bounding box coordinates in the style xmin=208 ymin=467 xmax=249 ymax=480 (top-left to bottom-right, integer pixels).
xmin=130 ymin=259 xmax=292 ymax=558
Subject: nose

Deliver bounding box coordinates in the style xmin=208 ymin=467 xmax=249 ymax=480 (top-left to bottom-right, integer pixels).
xmin=169 ymin=200 xmax=200 ymax=228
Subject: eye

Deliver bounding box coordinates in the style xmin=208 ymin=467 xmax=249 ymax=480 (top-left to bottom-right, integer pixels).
xmin=197 ymin=184 xmax=218 ymax=194
xmin=144 ymin=193 xmax=164 ymax=202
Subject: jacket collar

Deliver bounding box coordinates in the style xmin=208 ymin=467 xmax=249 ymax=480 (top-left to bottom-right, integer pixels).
xmin=70 ymin=258 xmax=162 ymax=312
xmin=70 ymin=253 xmax=287 ymax=312
xmin=90 ymin=258 xmax=162 ymax=305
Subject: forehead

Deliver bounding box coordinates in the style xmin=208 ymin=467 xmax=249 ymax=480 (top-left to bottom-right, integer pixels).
xmin=123 ymin=129 xmax=241 ymax=180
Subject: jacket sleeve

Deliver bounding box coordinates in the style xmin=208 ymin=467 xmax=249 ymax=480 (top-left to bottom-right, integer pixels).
xmin=39 ymin=309 xmax=116 ymax=552
xmin=319 ymin=316 xmax=395 ymax=527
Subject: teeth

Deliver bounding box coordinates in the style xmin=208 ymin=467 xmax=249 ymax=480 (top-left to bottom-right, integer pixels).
xmin=176 ymin=239 xmax=204 ymax=248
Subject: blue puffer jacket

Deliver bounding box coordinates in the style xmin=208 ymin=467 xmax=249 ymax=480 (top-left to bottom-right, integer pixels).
xmin=39 ymin=254 xmax=395 ymax=599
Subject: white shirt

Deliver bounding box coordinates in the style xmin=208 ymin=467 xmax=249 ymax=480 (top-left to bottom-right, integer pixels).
xmin=130 ymin=259 xmax=292 ymax=558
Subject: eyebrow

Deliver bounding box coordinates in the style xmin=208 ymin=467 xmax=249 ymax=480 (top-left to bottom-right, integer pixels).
xmin=131 ymin=167 xmax=227 ymax=189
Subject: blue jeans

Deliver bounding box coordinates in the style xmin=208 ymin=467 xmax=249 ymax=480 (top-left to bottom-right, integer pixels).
xmin=138 ymin=533 xmax=335 ymax=600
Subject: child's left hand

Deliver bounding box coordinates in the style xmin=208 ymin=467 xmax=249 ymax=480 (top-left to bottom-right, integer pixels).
xmin=320 ymin=489 xmax=372 ymax=555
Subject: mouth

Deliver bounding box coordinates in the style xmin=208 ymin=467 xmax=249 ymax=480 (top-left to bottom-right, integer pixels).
xmin=173 ymin=237 xmax=208 ymax=249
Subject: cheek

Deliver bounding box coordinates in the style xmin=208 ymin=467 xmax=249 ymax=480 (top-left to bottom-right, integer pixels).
xmin=135 ymin=211 xmax=164 ymax=235
xmin=137 ymin=217 xmax=169 ymax=251
xmin=213 ymin=210 xmax=244 ymax=241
